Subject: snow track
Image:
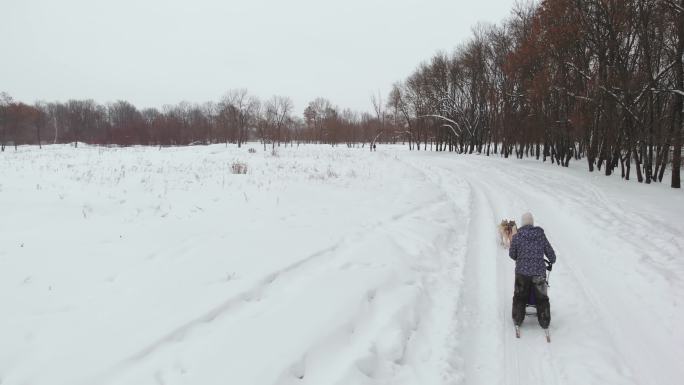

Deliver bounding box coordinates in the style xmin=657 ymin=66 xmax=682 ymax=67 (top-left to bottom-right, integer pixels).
xmin=417 ymin=152 xmax=684 ymax=385
xmin=1 ymin=144 xmax=682 ymax=385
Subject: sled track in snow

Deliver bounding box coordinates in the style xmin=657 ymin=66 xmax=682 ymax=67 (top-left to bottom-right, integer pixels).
xmin=408 ymin=156 xmax=560 ymax=385
xmin=415 ymin=153 xmax=668 ymax=385
xmin=423 ymin=153 xmax=684 ymax=385
xmin=450 ymin=170 xmax=562 ymax=385
xmin=478 ymin=159 xmax=681 ymax=385
xmin=468 ymin=177 xmax=562 ymax=385
xmin=467 ymin=160 xmax=628 ymax=385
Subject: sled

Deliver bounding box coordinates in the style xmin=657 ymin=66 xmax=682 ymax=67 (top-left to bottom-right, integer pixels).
xmin=516 ymin=324 xmax=551 ymax=342
xmin=521 ymin=282 xmax=551 ymax=342
xmin=524 ymin=263 xmax=551 ymax=316
xmin=525 ymin=288 xmax=540 ymax=316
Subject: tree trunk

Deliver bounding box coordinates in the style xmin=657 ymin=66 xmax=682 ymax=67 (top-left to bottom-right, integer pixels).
xmin=625 ymin=150 xmax=631 ymax=180
xmin=658 ymin=148 xmax=668 ymax=182
xmin=674 ymin=119 xmax=683 ymax=189
xmin=646 ymin=146 xmax=653 ymax=184
xmin=673 ymin=1 xmax=684 ymax=188
xmin=634 ymin=147 xmax=644 ymax=182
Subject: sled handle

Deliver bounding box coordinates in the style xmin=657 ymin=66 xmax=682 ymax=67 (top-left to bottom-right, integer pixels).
xmin=544 ymin=258 xmax=552 ymax=286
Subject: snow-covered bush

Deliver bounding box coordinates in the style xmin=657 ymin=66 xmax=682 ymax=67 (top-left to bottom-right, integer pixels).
xmin=231 ymin=162 xmax=248 ymax=174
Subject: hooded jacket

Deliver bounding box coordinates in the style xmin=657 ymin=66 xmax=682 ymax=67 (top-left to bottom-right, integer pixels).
xmin=509 ymin=225 xmax=556 ymax=277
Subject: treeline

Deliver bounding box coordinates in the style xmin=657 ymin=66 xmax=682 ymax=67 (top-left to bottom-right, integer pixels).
xmin=0 ymin=90 xmax=385 ymax=150
xmin=388 ymin=0 xmax=683 ymax=188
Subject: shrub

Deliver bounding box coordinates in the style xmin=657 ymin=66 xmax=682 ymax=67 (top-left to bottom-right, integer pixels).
xmin=231 ymin=162 xmax=248 ymax=174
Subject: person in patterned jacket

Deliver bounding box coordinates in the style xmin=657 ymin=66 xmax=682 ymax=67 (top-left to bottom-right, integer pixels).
xmin=509 ymin=212 xmax=556 ymax=329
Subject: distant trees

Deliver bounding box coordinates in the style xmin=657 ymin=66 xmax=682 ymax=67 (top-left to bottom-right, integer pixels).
xmin=370 ymin=92 xmax=385 ymax=150
xmin=65 ymin=100 xmax=96 ymax=147
xmin=0 ymin=93 xmax=47 ymax=151
xmin=0 ymin=92 xmax=13 ymax=151
xmin=304 ymin=97 xmax=333 ymax=144
xmin=0 ymin=88 xmax=389 ymax=152
xmin=220 ymin=89 xmax=260 ymax=148
xmin=389 ymin=0 xmax=684 ymax=188
xmin=264 ymin=96 xmax=293 ymax=148
xmin=299 ymin=97 xmax=387 ymax=147
xmin=108 ymin=101 xmax=144 ymax=145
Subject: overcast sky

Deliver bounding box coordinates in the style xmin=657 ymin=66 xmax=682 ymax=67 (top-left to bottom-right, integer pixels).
xmin=1 ymin=0 xmax=516 ymax=114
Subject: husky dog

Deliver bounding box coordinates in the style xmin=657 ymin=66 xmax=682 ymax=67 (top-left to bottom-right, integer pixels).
xmin=499 ymin=219 xmax=518 ymax=249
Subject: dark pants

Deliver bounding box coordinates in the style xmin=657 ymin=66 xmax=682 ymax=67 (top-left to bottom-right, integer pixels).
xmin=512 ymin=273 xmax=550 ymax=328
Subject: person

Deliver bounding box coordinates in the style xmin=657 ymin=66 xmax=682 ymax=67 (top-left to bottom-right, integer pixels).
xmin=509 ymin=212 xmax=556 ymax=329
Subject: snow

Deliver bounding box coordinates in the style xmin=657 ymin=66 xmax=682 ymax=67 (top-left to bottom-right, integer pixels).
xmin=0 ymin=143 xmax=683 ymax=385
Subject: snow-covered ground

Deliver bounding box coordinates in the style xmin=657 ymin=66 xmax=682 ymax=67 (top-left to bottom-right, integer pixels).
xmin=1 ymin=144 xmax=682 ymax=385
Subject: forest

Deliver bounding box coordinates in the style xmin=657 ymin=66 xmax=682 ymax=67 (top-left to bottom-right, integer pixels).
xmin=0 ymin=90 xmax=383 ymax=151
xmin=1 ymin=0 xmax=682 ymax=188
xmin=388 ymin=0 xmax=683 ymax=188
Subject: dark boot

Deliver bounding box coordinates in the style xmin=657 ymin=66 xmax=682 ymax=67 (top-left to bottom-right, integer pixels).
xmin=512 ymin=274 xmax=532 ymax=326
xmin=532 ymin=276 xmax=551 ymax=329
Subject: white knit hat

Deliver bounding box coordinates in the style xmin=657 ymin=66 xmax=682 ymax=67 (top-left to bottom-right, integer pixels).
xmin=521 ymin=212 xmax=534 ymax=226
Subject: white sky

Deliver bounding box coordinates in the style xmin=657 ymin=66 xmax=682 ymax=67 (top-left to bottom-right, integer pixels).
xmin=1 ymin=0 xmax=516 ymax=114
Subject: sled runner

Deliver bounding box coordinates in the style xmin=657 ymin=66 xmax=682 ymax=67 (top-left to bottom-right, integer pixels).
xmin=518 ymin=297 xmax=552 ymax=342
xmin=515 ymin=325 xmax=551 ymax=342
xmin=517 ymin=259 xmax=553 ymax=342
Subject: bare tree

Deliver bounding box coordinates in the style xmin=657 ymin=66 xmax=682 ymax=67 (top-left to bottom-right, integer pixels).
xmin=222 ymin=89 xmax=259 ymax=148
xmin=304 ymin=98 xmax=333 ymax=144
xmin=370 ymin=91 xmax=385 ymax=150
xmin=0 ymin=92 xmax=12 ymax=151
xmin=387 ymin=0 xmax=684 ymax=189
xmin=265 ymin=96 xmax=293 ymax=149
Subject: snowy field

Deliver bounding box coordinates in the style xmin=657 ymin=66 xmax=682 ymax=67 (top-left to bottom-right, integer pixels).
xmin=1 ymin=143 xmax=683 ymax=385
